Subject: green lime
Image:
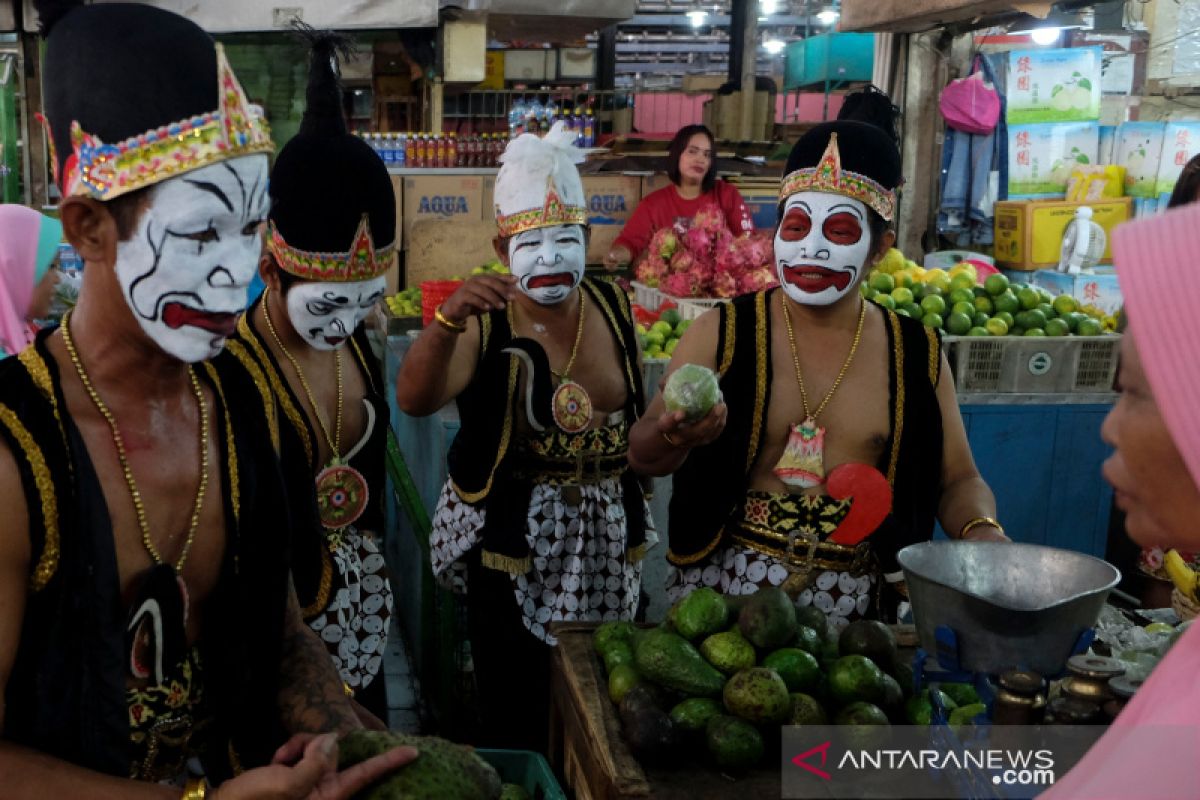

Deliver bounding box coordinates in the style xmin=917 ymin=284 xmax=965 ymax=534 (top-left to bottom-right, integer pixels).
xmin=984 ymin=273 xmax=1010 ymax=296
xmin=891 ymin=287 xmax=915 ymax=306
xmin=1145 ymin=622 xmax=1175 ymax=635
xmin=1045 ymin=318 xmax=1070 ymax=337
xmin=1018 ymin=287 xmax=1041 ymax=311
xmin=873 ymin=293 xmax=896 ymax=310
xmin=920 ymin=294 xmax=947 ymax=316
xmin=995 ymin=311 xmax=1015 ymax=329
xmin=608 ymin=663 xmax=641 ymax=704
xmin=650 ymin=321 xmax=673 ymax=336
xmin=1025 ymin=328 xmax=1046 ymax=337
xmin=1053 ymin=295 xmax=1078 ymax=316
xmin=921 ymin=312 xmax=944 ymax=330
xmin=973 ymin=295 xmax=994 ymax=315
xmin=660 ymin=308 xmax=683 ymax=327
xmin=1038 ymin=303 xmax=1056 ymax=321
xmin=1037 ymin=287 xmax=1055 ymax=305
xmin=994 ymin=291 xmax=1020 ymax=315
xmin=860 ymin=283 xmax=873 ymax=298
xmin=1077 ymin=318 xmax=1104 ymax=336
xmin=947 ymin=312 xmax=972 ymax=336
xmin=1010 ymin=327 xmax=1026 ymax=337
xmin=973 ymin=286 xmax=990 ymax=299
xmin=972 ymin=312 xmax=991 ymax=329
xmin=869 ymin=272 xmax=896 ymax=294
xmin=894 ymin=308 xmax=911 ymax=318
xmin=949 ymin=288 xmax=975 ymax=307
xmin=950 ymin=272 xmax=977 ymax=292
xmin=645 ymin=330 xmax=666 ymax=349
xmin=1065 ymin=311 xmax=1086 ymax=333
xmin=968 ymin=326 xmax=990 ymax=337
xmin=951 ymin=301 xmax=975 ymax=318
xmin=1017 ymin=309 xmax=1047 ymax=330
xmin=985 ymin=317 xmax=1009 ymax=336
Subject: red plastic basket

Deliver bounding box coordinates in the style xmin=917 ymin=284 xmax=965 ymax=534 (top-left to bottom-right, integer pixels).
xmin=420 ymin=280 xmax=464 ymax=326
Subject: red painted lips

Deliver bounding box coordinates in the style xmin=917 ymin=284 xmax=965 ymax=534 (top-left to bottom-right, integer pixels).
xmin=162 ymin=302 xmax=239 ymax=337
xmin=781 ymin=264 xmax=853 ymax=294
xmin=527 ymin=273 xmax=576 ymax=289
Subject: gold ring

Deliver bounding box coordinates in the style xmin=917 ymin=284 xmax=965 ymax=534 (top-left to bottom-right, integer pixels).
xmin=662 ymin=430 xmax=681 ymax=448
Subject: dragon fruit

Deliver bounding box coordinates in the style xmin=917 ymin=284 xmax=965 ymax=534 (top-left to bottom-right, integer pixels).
xmin=662 ymin=271 xmax=703 ymax=298
xmin=712 ymin=270 xmax=740 ymax=298
xmin=694 ymin=206 xmax=727 ymax=234
xmin=636 ymin=256 xmax=669 ymax=287
xmin=738 ymin=266 xmax=778 ymax=294
xmin=651 ymin=228 xmax=678 ymax=261
xmin=669 ymin=249 xmax=695 ymax=274
xmin=683 ymin=226 xmax=712 ymax=257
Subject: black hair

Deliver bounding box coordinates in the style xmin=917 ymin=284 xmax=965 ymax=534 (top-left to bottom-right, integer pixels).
xmin=108 ymin=187 xmax=152 ymax=241
xmin=837 ymin=85 xmax=901 ymax=150
xmin=667 ymin=125 xmax=718 ymax=194
xmin=1168 ymin=154 xmax=1200 ymax=209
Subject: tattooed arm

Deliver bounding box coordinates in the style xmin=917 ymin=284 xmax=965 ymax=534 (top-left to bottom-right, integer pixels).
xmin=277 ymin=580 xmax=363 ymax=735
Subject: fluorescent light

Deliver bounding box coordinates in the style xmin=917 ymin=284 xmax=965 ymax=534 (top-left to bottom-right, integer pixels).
xmin=763 ymin=38 xmax=786 ymax=54
xmin=687 ymin=9 xmax=708 ymax=26
xmin=1030 ymin=26 xmax=1061 ymax=45
xmin=762 ymin=0 xmax=779 ymax=14
xmin=816 ymin=8 xmax=840 ymax=25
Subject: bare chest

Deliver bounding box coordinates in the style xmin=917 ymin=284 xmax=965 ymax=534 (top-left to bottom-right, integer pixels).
xmin=285 ymin=354 xmax=372 ymax=469
xmin=514 ymin=308 xmax=629 ymax=420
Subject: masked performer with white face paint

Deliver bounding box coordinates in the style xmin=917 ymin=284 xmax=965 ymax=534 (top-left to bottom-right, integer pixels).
xmin=398 ymin=121 xmax=653 ymax=751
xmin=226 ymin=29 xmax=394 ymax=726
xmin=0 ymin=2 xmax=414 ymax=796
xmin=630 ymin=121 xmax=1005 ymax=631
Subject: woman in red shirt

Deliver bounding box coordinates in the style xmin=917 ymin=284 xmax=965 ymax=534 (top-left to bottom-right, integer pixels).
xmin=603 ymin=124 xmax=754 ymax=269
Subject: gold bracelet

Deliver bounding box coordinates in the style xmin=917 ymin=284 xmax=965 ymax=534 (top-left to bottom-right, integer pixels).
xmin=661 ymin=430 xmax=681 ymax=448
xmin=343 ymin=681 xmax=356 ymax=698
xmin=434 ymin=306 xmax=467 ymax=334
xmin=181 ymin=777 xmax=208 ymax=800
xmin=959 ymin=516 xmax=1004 ymax=540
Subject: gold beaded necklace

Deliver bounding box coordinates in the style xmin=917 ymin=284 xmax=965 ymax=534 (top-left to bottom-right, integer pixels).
xmin=61 ymin=310 xmax=209 ymax=572
xmin=773 ymin=295 xmax=867 ymax=490
xmin=261 ymin=288 xmax=370 ymax=533
xmin=513 ymin=291 xmax=594 ymax=434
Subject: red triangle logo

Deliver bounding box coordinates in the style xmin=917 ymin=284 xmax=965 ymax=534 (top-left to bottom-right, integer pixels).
xmin=792 ymin=741 xmax=832 ymax=781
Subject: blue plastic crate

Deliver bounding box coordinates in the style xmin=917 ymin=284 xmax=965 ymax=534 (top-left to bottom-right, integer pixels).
xmin=784 ymin=32 xmax=875 ymax=90
xmin=478 ymin=749 xmax=567 ymax=800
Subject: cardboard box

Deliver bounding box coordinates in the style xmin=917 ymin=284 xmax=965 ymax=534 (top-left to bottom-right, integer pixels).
xmin=1031 ymin=269 xmax=1123 ymax=314
xmin=581 ymin=174 xmax=641 ymax=263
xmin=641 ymin=173 xmax=672 ymax=199
xmin=405 ymin=219 xmax=499 ymax=286
xmin=1154 ymin=121 xmax=1200 ymax=200
xmin=993 ymin=198 xmax=1132 ymax=271
xmin=1115 ymin=121 xmax=1166 ymax=198
xmin=1007 ymin=47 xmax=1102 ymax=125
xmin=733 ymin=182 xmax=781 ymax=231
xmin=1008 ymin=122 xmax=1099 ymax=199
xmin=482 ymin=175 xmax=496 ymax=220
xmin=387 ymin=174 xmax=404 ymax=295
xmin=402 ymin=175 xmax=486 ymax=244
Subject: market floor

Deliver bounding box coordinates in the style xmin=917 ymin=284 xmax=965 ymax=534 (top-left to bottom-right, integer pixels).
xmin=384 ymin=615 xmax=422 ymax=733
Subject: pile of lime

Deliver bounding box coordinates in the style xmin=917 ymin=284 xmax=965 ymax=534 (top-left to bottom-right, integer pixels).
xmin=637 ymin=308 xmax=692 ymax=360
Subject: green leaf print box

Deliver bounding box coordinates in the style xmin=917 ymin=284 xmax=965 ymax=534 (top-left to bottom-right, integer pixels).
xmin=1007 ymin=47 xmax=1102 ymax=125
xmin=1008 ymin=122 xmax=1099 ymax=199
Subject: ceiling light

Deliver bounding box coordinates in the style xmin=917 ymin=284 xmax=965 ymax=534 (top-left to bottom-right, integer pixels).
xmin=763 ymin=38 xmax=786 ymax=54
xmin=1030 ymin=26 xmax=1061 ymax=45
xmin=688 ymin=10 xmax=709 ymax=26
xmin=761 ymin=0 xmax=779 ymax=14
xmin=816 ymin=8 xmax=840 ymax=25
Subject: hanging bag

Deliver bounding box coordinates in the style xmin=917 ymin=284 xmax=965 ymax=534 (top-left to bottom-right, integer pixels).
xmin=940 ymin=63 xmax=1001 ymax=136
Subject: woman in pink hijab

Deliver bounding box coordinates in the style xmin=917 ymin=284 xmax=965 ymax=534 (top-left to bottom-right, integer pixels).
xmin=1043 ymin=202 xmax=1200 ymax=798
xmin=0 ymin=204 xmax=64 ymax=357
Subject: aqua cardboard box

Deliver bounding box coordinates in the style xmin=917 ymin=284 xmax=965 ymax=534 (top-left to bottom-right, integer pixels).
xmin=402 ymin=175 xmax=486 ymax=245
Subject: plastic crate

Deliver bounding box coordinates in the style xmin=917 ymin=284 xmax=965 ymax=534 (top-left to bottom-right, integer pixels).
xmin=667 ymin=294 xmax=730 ymax=321
xmin=630 ymin=281 xmax=663 ymax=312
xmin=944 ymin=334 xmax=1120 ymax=394
xmin=477 ymin=749 xmax=566 ymax=800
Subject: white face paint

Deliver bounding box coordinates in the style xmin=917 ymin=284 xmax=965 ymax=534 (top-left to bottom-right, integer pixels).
xmin=284 ymin=276 xmax=388 ymax=351
xmin=508 ymin=224 xmax=586 ymax=306
xmin=774 ymin=193 xmax=873 ymax=307
xmin=116 ymin=155 xmax=271 ymax=362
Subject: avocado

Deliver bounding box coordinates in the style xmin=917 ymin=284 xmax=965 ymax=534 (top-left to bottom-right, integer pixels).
xmin=619 ymin=684 xmax=679 ymax=765
xmin=738 ymin=587 xmax=798 ymax=650
xmin=789 ymin=692 xmax=829 ymax=725
xmin=827 ymin=655 xmax=887 ymax=707
xmin=699 ymin=629 xmax=757 ymax=675
xmin=608 ymin=663 xmax=641 ymax=705
xmin=761 ymin=648 xmax=822 ymax=694
xmin=634 ymin=628 xmax=726 ymax=697
xmin=835 ymin=702 xmax=891 ymax=752
xmin=499 ymin=785 xmax=531 ymax=800
xmin=705 ymin=715 xmax=765 ymax=772
xmin=671 ymin=587 xmax=732 ymax=641
xmin=833 ymin=701 xmax=890 ymax=726
xmin=838 ymin=620 xmax=898 ymax=666
xmin=594 ymin=620 xmax=639 ymax=656
xmin=793 ymin=624 xmax=823 ymax=657
xmin=337 ymin=730 xmax=501 ymax=800
xmin=794 ymin=603 xmax=832 ymax=641
xmin=723 ymin=667 xmax=792 ymax=725
xmin=879 ymin=673 xmax=904 ymax=719
xmin=603 ymin=641 xmax=635 ymax=674
xmin=889 ymin=657 xmax=915 ymax=699
xmin=669 ymin=697 xmax=724 ymax=738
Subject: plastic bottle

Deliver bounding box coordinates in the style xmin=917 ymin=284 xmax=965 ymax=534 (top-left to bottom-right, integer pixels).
xmin=395 ymin=133 xmax=407 ymax=168
xmin=528 ymin=97 xmax=543 ymax=136
xmin=433 ymin=134 xmax=445 ymax=168
xmin=571 ymin=107 xmax=583 ymax=146
xmin=412 ymin=134 xmax=424 ymax=169
xmin=510 ymin=97 xmax=526 ymax=137
xmin=448 ymin=133 xmax=459 ymax=168
xmin=583 ymin=105 xmax=596 ymax=148
xmin=404 ymin=133 xmax=416 ymax=168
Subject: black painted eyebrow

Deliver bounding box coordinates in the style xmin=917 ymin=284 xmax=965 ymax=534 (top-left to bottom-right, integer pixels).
xmin=184 ymin=179 xmax=234 ymax=213
xmin=828 ymin=203 xmax=865 ymax=219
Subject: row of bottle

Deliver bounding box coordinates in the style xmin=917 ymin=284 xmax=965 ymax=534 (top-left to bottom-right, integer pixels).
xmin=508 ymin=99 xmax=596 ymax=147
xmin=359 ymin=132 xmax=510 ymax=169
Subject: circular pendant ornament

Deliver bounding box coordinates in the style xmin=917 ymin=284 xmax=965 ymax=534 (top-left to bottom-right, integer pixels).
xmin=316 ymin=463 xmax=370 ymax=530
xmin=552 ymin=381 xmax=593 ymax=434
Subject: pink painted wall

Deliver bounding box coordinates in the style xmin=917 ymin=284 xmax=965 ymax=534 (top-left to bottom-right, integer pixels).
xmin=630 ymin=91 xmax=844 ymax=138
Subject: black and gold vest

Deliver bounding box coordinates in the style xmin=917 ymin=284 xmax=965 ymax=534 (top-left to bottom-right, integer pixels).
xmin=0 ymin=330 xmax=293 ymax=782
xmin=446 ymin=278 xmax=648 ymax=571
xmin=667 ymin=291 xmax=944 ymax=577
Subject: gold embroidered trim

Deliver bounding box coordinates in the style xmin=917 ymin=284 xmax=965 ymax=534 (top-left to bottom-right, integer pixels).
xmin=17 ymin=347 xmax=68 ymax=457
xmin=628 ymin=542 xmax=649 ymax=565
xmin=668 ymin=527 xmax=726 ymax=566
xmin=746 ymin=291 xmax=769 ymax=472
xmin=300 ymin=549 xmax=334 ymax=619
xmin=926 ymin=327 xmax=941 ymax=387
xmin=224 ymin=340 xmax=280 ymax=456
xmin=719 ymin=302 xmax=737 ymax=375
xmin=349 ymin=336 xmax=379 ymax=396
xmin=0 ymin=403 xmax=59 ymax=591
xmin=481 ymin=549 xmax=533 ymax=575
xmin=238 ymin=314 xmax=314 ymax=468
xmin=729 ymin=532 xmax=873 ymax=574
xmin=887 ymin=311 xmax=905 ymax=486
xmin=267 ymin=216 xmax=394 ymax=283
xmin=452 ymin=355 xmax=519 ymax=504
xmin=480 ymin=313 xmax=492 ymax=359
xmin=586 ymin=282 xmax=638 ymax=395
xmin=778 ymin=133 xmax=896 ymax=221
xmin=203 ymin=363 xmax=241 ymax=525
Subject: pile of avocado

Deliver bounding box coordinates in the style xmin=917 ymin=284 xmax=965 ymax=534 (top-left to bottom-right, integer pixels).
xmin=594 ymin=587 xmax=985 ymax=776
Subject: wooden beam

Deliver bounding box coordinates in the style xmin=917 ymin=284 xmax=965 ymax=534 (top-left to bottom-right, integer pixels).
xmin=19 ymin=31 xmax=47 ymax=207
xmin=895 ymin=31 xmax=948 ymax=258
xmin=841 ymin=0 xmax=1027 ymax=34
